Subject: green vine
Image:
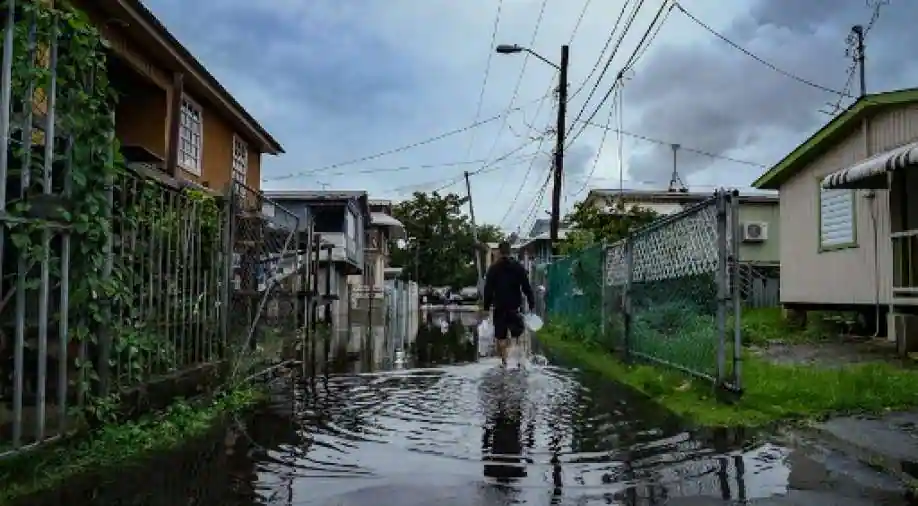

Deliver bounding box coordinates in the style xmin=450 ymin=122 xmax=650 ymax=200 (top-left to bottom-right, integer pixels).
xmin=1 ymin=0 xmax=223 ymax=425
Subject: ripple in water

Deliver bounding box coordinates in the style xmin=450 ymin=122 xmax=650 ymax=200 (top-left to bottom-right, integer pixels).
xmin=226 ymin=356 xmax=910 ymax=506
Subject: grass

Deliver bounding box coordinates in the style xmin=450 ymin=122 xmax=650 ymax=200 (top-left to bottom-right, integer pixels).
xmin=0 ymin=385 xmax=265 ymax=504
xmin=539 ymin=317 xmax=918 ymax=428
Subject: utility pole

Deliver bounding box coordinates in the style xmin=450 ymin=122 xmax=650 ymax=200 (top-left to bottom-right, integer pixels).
xmin=464 ymin=171 xmax=483 ymax=292
xmin=668 ymin=143 xmax=686 ymax=193
xmin=851 ymin=25 xmax=866 ymax=97
xmin=549 ymin=44 xmax=569 ymax=256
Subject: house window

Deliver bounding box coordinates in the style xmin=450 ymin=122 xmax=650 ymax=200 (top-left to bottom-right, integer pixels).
xmin=819 ymin=187 xmax=856 ymax=249
xmin=345 ymin=209 xmax=357 ymax=241
xmin=232 ymin=135 xmax=247 ymax=183
xmin=179 ymin=96 xmax=203 ymax=175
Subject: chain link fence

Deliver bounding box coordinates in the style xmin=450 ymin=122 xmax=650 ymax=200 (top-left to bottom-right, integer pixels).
xmin=546 ymin=190 xmax=742 ymax=390
xmin=226 ymin=181 xmax=306 ymax=371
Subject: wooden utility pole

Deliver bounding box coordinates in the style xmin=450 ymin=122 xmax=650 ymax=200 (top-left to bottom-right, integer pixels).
xmin=464 ymin=171 xmax=483 ymax=291
xmin=851 ymin=25 xmax=866 ymax=97
xmin=549 ymin=45 xmax=569 ymax=255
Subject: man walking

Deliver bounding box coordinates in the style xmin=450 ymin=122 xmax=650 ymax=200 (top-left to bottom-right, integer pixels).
xmin=482 ymin=241 xmax=535 ymax=368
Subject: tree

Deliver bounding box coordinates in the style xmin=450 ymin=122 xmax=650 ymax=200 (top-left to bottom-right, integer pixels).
xmin=561 ymin=199 xmax=659 ymax=253
xmin=389 ymin=192 xmax=502 ymax=288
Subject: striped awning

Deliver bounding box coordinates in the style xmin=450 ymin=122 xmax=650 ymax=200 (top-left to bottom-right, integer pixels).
xmin=821 ymin=140 xmax=918 ymax=189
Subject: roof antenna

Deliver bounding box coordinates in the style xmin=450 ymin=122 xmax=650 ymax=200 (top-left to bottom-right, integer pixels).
xmin=668 ymin=143 xmax=687 ymax=193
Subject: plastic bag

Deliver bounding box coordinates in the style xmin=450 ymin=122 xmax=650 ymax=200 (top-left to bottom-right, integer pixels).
xmin=478 ymin=318 xmax=494 ymax=340
xmin=523 ymin=313 xmax=543 ymax=332
xmin=477 ymin=318 xmax=494 ymax=357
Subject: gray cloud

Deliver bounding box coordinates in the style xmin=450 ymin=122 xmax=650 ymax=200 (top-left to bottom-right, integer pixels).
xmin=622 ymin=0 xmax=916 ymax=186
xmin=141 ymin=0 xmax=917 ymax=232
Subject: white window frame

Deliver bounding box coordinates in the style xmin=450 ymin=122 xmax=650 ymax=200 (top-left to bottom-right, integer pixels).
xmin=232 ymin=135 xmax=247 ymax=183
xmin=818 ymin=185 xmax=857 ymax=251
xmin=178 ymin=95 xmax=203 ymax=176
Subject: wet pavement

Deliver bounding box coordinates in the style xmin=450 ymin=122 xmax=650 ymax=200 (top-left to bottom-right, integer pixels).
xmin=32 ymin=310 xmax=917 ymax=505
xmin=212 ymin=351 xmax=912 ymax=506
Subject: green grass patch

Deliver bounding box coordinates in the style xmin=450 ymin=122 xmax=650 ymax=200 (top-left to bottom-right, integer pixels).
xmin=539 ymin=323 xmax=918 ymax=428
xmin=0 ymin=385 xmax=265 ymax=504
xmin=736 ymin=307 xmax=853 ymax=347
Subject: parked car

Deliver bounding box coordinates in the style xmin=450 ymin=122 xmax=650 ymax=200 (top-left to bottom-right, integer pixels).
xmin=459 ymin=286 xmax=479 ymax=302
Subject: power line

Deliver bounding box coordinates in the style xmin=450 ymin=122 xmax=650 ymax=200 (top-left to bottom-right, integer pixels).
xmin=518 ymin=169 xmax=553 ymax=234
xmin=574 ymin=119 xmax=768 ymax=168
xmin=673 ymin=2 xmax=851 ymax=97
xmin=568 ymin=84 xmax=620 ymax=198
xmin=381 ymin=136 xmax=548 ymax=195
xmin=566 ymin=0 xmax=673 ymax=147
xmin=567 ymin=0 xmax=633 ymax=101
xmin=479 ymin=0 xmax=551 ymax=166
xmin=269 ymin=152 xmax=544 ymax=183
xmin=463 ymin=0 xmax=505 ymax=159
xmin=498 ymin=119 xmax=553 ymax=227
xmin=568 ymin=0 xmax=594 ymax=45
xmin=263 ymin=94 xmax=550 ymax=182
xmin=568 ymin=0 xmax=646 ymax=128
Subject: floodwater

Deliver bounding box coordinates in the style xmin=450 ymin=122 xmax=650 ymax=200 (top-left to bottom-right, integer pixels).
xmin=39 ymin=310 xmax=917 ymax=505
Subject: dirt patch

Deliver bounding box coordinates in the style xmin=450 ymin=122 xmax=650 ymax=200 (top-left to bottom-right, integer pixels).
xmin=749 ymin=337 xmax=909 ymax=368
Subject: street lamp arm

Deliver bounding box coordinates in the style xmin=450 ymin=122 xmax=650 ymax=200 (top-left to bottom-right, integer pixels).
xmin=523 ymin=48 xmax=561 ymax=71
xmin=495 ymin=44 xmax=560 ymax=71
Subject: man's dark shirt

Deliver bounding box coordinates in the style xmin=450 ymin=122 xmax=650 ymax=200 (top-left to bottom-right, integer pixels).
xmin=483 ymin=257 xmax=535 ymax=313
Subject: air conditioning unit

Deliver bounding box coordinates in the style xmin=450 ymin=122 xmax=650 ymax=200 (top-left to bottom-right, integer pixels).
xmin=741 ymin=222 xmax=768 ymax=242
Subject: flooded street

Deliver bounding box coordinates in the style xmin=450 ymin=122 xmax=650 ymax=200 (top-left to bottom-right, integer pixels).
xmin=204 ymin=318 xmax=910 ymax=506
xmin=53 ymin=311 xmax=909 ymax=506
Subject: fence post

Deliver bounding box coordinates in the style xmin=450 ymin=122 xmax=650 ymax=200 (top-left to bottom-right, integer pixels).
xmin=730 ymin=190 xmax=743 ymax=391
xmin=220 ymin=184 xmax=235 ymax=364
xmin=623 ymin=237 xmax=633 ymax=363
xmin=600 ymin=241 xmax=607 ymax=342
xmin=715 ymin=189 xmax=728 ymax=386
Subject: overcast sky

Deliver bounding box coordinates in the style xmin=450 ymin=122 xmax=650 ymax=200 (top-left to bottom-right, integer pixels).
xmin=144 ymin=0 xmax=915 ymax=235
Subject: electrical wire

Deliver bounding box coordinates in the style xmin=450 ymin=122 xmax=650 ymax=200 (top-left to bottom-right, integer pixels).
xmin=263 ymin=93 xmax=551 ymax=182
xmin=518 ymin=170 xmax=553 ymax=235
xmin=673 ymin=1 xmax=851 ymax=97
xmin=567 ymin=85 xmax=619 ymax=198
xmin=462 ymin=0 xmax=505 ymax=159
xmin=380 ymin=136 xmax=548 ymax=195
xmin=567 ymin=0 xmax=646 ymax=129
xmin=273 ymin=152 xmax=544 ymax=185
xmin=567 ymin=0 xmax=633 ymax=101
xmin=498 ymin=116 xmax=554 ymax=227
xmin=566 ymin=0 xmax=673 ymax=147
xmin=478 ymin=0 xmax=551 ymax=167
xmin=573 ymin=119 xmax=767 ymax=168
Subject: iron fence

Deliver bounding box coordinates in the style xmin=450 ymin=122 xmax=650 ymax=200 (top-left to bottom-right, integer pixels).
xmin=545 ymin=190 xmax=742 ymax=389
xmin=0 ymin=1 xmax=313 ymax=459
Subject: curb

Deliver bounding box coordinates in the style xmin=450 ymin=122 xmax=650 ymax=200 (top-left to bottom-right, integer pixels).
xmin=779 ymin=423 xmax=918 ymax=488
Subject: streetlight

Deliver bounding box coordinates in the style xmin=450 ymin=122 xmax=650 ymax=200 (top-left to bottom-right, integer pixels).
xmin=496 ymin=43 xmax=569 ymax=255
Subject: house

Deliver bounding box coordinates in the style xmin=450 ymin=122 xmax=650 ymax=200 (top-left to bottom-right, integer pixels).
xmin=261 ymin=190 xmax=370 ymax=324
xmin=515 ymin=219 xmax=570 ymax=271
xmin=76 ymin=0 xmax=282 ymax=192
xmin=583 ymin=189 xmax=781 ymax=266
xmin=360 ymin=199 xmax=407 ymax=288
xmin=752 ymin=87 xmax=918 ymax=349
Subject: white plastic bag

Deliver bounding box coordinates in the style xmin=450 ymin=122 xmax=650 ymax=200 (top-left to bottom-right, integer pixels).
xmin=478 ymin=318 xmax=494 ymax=340
xmin=523 ymin=313 xmax=543 ymax=332
xmin=477 ymin=318 xmax=494 ymax=357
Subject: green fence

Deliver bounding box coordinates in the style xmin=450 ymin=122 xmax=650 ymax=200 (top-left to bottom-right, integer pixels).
xmin=544 ymin=190 xmax=742 ymax=390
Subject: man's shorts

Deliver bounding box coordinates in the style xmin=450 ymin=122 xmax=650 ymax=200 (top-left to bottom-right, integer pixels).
xmin=493 ymin=310 xmax=525 ymax=341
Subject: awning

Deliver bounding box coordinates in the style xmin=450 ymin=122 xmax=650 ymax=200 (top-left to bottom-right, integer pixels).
xmin=822 ymin=140 xmax=918 ymax=189
xmin=370 ymin=212 xmax=406 ymax=239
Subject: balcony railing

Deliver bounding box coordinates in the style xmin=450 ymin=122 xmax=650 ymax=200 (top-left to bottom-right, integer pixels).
xmin=319 ymin=232 xmax=363 ymax=266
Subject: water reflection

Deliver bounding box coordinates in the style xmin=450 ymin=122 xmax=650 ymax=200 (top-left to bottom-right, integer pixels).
xmin=38 ymin=314 xmax=913 ymax=506
xmin=212 ymin=361 xmax=907 ymax=506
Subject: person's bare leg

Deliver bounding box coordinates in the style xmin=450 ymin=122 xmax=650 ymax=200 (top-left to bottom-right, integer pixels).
xmin=497 ymin=339 xmax=508 ymax=367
